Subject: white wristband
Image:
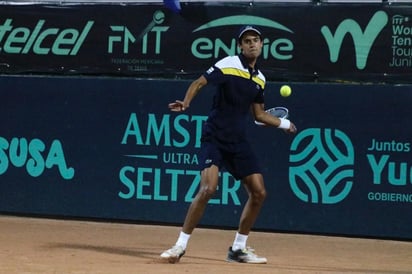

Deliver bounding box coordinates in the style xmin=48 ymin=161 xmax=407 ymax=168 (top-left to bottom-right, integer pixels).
xmin=278 ymin=118 xmax=291 ymax=129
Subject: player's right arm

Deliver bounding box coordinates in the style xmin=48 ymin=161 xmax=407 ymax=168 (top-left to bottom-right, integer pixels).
xmin=168 ymin=75 xmax=208 ymax=112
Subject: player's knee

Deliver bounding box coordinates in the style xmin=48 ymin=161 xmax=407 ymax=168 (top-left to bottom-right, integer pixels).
xmin=251 ymin=188 xmax=266 ymax=204
xmin=197 ymin=185 xmax=217 ymax=201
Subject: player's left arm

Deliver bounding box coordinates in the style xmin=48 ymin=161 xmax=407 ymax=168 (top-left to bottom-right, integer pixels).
xmin=252 ymin=103 xmax=281 ymax=127
xmin=251 ymin=103 xmax=297 ymax=133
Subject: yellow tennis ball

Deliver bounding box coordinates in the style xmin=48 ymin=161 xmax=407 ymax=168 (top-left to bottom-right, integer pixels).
xmin=280 ymin=85 xmax=292 ymax=97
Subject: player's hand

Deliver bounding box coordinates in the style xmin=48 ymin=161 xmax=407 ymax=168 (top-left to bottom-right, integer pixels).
xmin=285 ymin=122 xmax=297 ymax=134
xmin=168 ymin=100 xmax=188 ymax=112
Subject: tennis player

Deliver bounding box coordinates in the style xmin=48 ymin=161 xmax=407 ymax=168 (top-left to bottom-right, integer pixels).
xmin=160 ymin=25 xmax=297 ymax=264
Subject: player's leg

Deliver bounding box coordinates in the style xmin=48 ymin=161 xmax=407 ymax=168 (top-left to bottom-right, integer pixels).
xmin=181 ymin=164 xmax=220 ymax=234
xmin=160 ymin=165 xmax=219 ymax=263
xmin=227 ymin=173 xmax=267 ymax=264
xmin=238 ymin=173 xmax=266 ymax=235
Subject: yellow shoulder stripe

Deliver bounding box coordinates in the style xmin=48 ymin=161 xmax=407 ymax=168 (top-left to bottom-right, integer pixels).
xmin=220 ymin=67 xmax=265 ymax=89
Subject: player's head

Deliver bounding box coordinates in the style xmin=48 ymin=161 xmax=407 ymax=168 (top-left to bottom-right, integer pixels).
xmin=237 ymin=25 xmax=263 ymax=58
xmin=237 ymin=25 xmax=262 ymax=43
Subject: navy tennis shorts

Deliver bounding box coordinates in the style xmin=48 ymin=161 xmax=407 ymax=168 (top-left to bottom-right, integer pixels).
xmin=198 ymin=138 xmax=262 ymax=180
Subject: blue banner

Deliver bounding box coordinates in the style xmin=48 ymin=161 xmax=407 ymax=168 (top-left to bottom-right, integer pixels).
xmin=0 ymin=75 xmax=411 ymax=240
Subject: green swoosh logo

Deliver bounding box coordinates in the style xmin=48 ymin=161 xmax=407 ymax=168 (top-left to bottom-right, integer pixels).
xmin=193 ymin=15 xmax=293 ymax=33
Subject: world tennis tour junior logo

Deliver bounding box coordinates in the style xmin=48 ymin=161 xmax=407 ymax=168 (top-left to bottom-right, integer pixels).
xmin=321 ymin=11 xmax=388 ymax=70
xmin=289 ymin=128 xmax=355 ymax=204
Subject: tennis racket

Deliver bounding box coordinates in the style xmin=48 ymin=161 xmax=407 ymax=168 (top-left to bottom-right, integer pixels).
xmin=255 ymin=106 xmax=289 ymax=126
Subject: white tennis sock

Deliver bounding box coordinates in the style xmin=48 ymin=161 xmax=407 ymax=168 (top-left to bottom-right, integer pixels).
xmin=175 ymin=231 xmax=191 ymax=250
xmin=232 ymin=232 xmax=248 ymax=251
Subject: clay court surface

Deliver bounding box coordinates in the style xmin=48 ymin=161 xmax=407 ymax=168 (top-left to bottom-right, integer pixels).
xmin=1 ymin=215 xmax=411 ymax=274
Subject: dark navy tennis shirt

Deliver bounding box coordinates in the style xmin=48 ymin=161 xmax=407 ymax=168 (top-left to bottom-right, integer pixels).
xmin=202 ymin=54 xmax=265 ymax=143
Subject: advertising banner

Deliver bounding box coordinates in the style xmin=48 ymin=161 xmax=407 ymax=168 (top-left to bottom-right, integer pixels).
xmin=0 ymin=75 xmax=411 ymax=240
xmin=0 ymin=2 xmax=411 ymax=82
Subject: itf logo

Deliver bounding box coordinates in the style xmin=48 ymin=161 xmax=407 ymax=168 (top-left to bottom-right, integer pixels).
xmin=289 ymin=128 xmax=354 ymax=204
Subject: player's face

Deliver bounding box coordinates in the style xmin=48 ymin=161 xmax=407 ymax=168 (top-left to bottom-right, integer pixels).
xmin=239 ymin=32 xmax=263 ymax=59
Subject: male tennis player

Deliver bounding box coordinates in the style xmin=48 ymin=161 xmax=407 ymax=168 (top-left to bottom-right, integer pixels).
xmin=160 ymin=25 xmax=297 ymax=264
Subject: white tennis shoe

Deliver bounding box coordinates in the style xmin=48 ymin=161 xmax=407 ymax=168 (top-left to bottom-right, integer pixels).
xmin=226 ymin=246 xmax=267 ymax=264
xmin=160 ymin=245 xmax=185 ymax=263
